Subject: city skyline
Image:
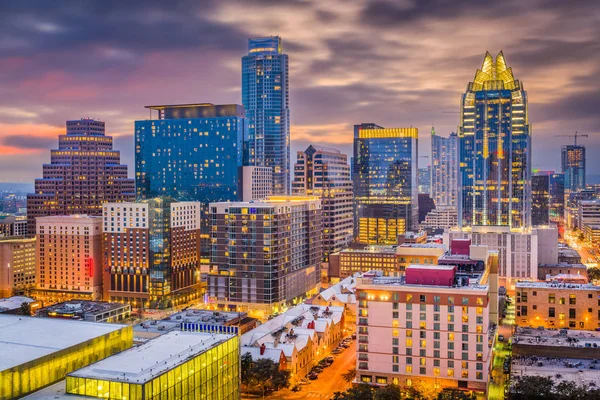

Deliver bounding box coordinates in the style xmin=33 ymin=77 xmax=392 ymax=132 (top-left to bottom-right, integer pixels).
xmin=0 ymin=1 xmax=599 ymax=182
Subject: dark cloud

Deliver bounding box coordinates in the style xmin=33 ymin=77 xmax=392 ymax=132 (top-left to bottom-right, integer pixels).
xmin=2 ymin=135 xmax=56 ymax=150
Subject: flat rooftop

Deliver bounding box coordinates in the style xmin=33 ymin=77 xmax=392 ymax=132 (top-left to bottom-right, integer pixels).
xmin=0 ymin=296 xmax=34 ymax=312
xmin=134 ymin=309 xmax=245 ymax=336
xmin=511 ymin=356 xmax=600 ymax=387
xmin=0 ymin=315 xmax=127 ymax=372
xmin=514 ymin=327 xmax=600 ymax=347
xmin=69 ymin=331 xmax=234 ymax=384
xmin=515 ymin=281 xmax=600 ymax=291
xmin=38 ymin=300 xmax=128 ymax=316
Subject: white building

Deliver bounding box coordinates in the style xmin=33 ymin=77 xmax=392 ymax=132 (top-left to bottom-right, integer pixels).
xmin=422 ymin=206 xmax=458 ymax=233
xmin=238 ymin=166 xmax=273 ymax=201
xmin=579 ymin=200 xmax=600 ymax=230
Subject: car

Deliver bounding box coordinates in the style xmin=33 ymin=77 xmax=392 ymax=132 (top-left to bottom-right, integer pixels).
xmin=292 ymin=385 xmax=301 ymax=392
xmin=325 ymin=356 xmax=334 ymax=362
xmin=309 ymin=373 xmax=319 ymax=380
xmin=351 ymin=333 xmax=357 ymax=339
xmin=311 ymin=366 xmax=323 ymax=373
xmin=498 ymin=335 xmax=505 ymax=342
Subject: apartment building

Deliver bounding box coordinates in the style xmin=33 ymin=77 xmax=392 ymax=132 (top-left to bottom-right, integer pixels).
xmin=0 ymin=237 xmax=36 ymax=298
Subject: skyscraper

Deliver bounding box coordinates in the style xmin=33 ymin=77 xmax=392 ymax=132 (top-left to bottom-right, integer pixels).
xmin=242 ymin=36 xmax=290 ymax=195
xmin=27 ymin=119 xmax=135 ymax=235
xmin=418 ymin=166 xmax=431 ymax=195
xmin=208 ymin=197 xmax=322 ymax=315
xmin=431 ymin=128 xmax=458 ymax=207
xmin=353 ymin=124 xmax=418 ymax=244
xmin=292 ymin=145 xmax=353 ymax=261
xmin=532 ymin=174 xmax=550 ymax=226
xmin=102 ymin=199 xmax=202 ymax=307
xmin=561 ymin=145 xmax=586 ymax=192
xmin=549 ymin=172 xmax=565 ymax=221
xmin=458 ymin=51 xmax=532 ymax=229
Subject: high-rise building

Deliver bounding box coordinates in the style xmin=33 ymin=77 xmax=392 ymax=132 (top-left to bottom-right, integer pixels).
xmin=578 ymin=200 xmax=600 ymax=230
xmin=562 ymin=145 xmax=586 ymax=192
xmin=0 ymin=215 xmax=27 ymax=238
xmin=418 ymin=166 xmax=431 ymax=195
xmin=35 ymin=215 xmax=103 ymax=303
xmin=102 ymin=199 xmax=202 ymax=308
xmin=135 ymin=103 xmax=245 ymax=247
xmin=27 ymin=119 xmax=135 ymax=235
xmin=458 ymin=52 xmax=531 ymax=229
xmin=242 ymin=36 xmax=290 ymax=195
xmin=431 ymin=129 xmax=458 ymax=207
xmin=353 ymin=124 xmax=418 ymax=244
xmin=532 ymin=174 xmax=550 ymax=226
xmin=0 ymin=237 xmax=36 ymax=298
xmin=292 ymin=145 xmax=353 ymax=260
xmin=208 ymin=197 xmax=322 ymax=316
xmin=548 ymin=173 xmax=565 ymax=222
xmin=421 ymin=206 xmax=458 ymax=234
xmin=355 ymin=248 xmax=497 ymax=396
xmin=238 ymin=166 xmax=273 ymax=201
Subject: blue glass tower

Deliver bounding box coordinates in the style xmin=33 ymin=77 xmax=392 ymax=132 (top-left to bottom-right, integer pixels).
xmin=458 ymin=52 xmax=532 ymax=229
xmin=242 ymin=36 xmax=290 ymax=195
xmin=135 ymin=103 xmax=245 ymax=237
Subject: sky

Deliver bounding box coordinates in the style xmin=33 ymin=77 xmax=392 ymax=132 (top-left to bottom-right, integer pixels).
xmin=0 ymin=0 xmax=599 ymax=182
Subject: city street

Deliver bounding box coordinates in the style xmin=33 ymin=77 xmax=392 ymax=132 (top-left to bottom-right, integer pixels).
xmin=265 ymin=340 xmax=357 ymax=399
xmin=488 ymin=301 xmax=515 ymax=400
xmin=564 ymin=229 xmax=599 ymax=267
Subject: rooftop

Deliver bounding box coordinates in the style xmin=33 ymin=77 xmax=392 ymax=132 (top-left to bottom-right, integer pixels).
xmin=68 ymin=331 xmax=234 ymax=384
xmin=134 ymin=309 xmax=246 ymax=336
xmin=0 ymin=296 xmax=34 ymax=312
xmin=511 ymin=356 xmax=600 ymax=388
xmin=0 ymin=315 xmax=127 ymax=372
xmin=336 ymin=246 xmax=397 ymax=254
xmin=514 ymin=327 xmax=600 ymax=348
xmin=515 ymin=281 xmax=600 ymax=291
xmin=358 ymin=266 xmax=488 ymax=291
xmin=37 ymin=300 xmax=128 ymax=317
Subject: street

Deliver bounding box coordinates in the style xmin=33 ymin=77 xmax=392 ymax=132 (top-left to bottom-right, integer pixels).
xmin=564 ymin=229 xmax=599 ymax=268
xmin=488 ymin=300 xmax=515 ymax=400
xmin=266 ymin=340 xmax=357 ymax=399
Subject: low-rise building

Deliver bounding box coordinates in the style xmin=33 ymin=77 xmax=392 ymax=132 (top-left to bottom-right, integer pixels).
xmin=396 ymin=244 xmax=445 ymax=272
xmin=400 ymin=231 xmax=428 ymax=244
xmin=65 ymin=331 xmax=239 ymax=400
xmin=355 ymin=251 xmax=498 ymax=397
xmin=0 ymin=237 xmax=36 ymax=298
xmin=584 ymin=224 xmax=600 ymax=248
xmin=0 ymin=314 xmax=132 ymax=399
xmin=36 ymin=300 xmax=131 ymax=323
xmin=310 ymin=274 xmax=358 ymax=323
xmin=0 ymin=296 xmax=40 ymax=314
xmin=421 ymin=206 xmax=458 ymax=234
xmin=516 ymin=281 xmax=600 ymax=330
xmin=537 ymin=263 xmax=588 ymax=281
xmin=558 ymin=246 xmax=582 ymax=264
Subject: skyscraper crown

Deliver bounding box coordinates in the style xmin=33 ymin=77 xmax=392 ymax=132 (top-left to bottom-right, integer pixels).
xmin=471 ymin=51 xmax=518 ymax=91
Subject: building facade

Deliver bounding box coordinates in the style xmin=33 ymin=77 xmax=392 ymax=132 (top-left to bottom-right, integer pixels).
xmin=458 ymin=52 xmax=531 ymax=229
xmin=0 ymin=237 xmax=36 ymax=298
xmin=422 ymin=206 xmax=458 ymax=234
xmin=418 ymin=166 xmax=431 ymax=195
xmin=0 ymin=215 xmax=27 ymax=238
xmin=102 ymin=199 xmax=202 ymax=308
xmin=578 ymin=200 xmax=600 ymax=231
xmin=35 ymin=215 xmax=103 ymax=303
xmin=292 ymin=145 xmax=353 ymax=261
xmin=431 ymin=129 xmax=458 ymax=207
xmin=242 ymin=36 xmax=290 ymax=195
xmin=238 ymin=166 xmax=273 ymax=201
xmin=532 ymin=174 xmax=550 ymax=226
xmin=356 ymin=266 xmax=493 ymax=396
xmin=562 ymin=145 xmax=586 ymax=192
xmin=27 ymin=118 xmax=135 ymax=235
xmin=354 ymin=124 xmax=418 ymax=244
xmin=549 ymin=173 xmax=565 ymax=222
xmin=208 ymin=197 xmax=322 ymax=316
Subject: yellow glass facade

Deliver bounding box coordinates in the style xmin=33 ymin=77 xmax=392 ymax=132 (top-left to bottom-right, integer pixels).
xmin=358 ymin=128 xmax=418 ymax=139
xmin=359 ymin=217 xmax=405 ymax=244
xmin=66 ymin=336 xmax=239 ymax=400
xmin=0 ymin=325 xmax=132 ymax=400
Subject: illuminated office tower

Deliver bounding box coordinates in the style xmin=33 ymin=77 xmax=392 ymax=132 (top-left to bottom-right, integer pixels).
xmin=0 ymin=237 xmax=36 ymax=298
xmin=353 ymin=124 xmax=418 ymax=244
xmin=242 ymin=36 xmax=290 ymax=195
xmin=549 ymin=173 xmax=565 ymax=221
xmin=561 ymin=145 xmax=586 ymax=192
xmin=293 ymin=145 xmax=353 ymax=260
xmin=458 ymin=52 xmax=531 ymax=229
xmin=208 ymin=197 xmax=322 ymax=315
xmin=27 ymin=119 xmax=135 ymax=235
xmin=431 ymin=129 xmax=458 ymax=206
xmin=102 ymin=199 xmax=202 ymax=308
xmin=532 ymin=174 xmax=550 ymax=226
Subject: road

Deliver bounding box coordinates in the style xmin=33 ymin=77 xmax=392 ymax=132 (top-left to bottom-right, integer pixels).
xmin=564 ymin=229 xmax=598 ymax=267
xmin=266 ymin=340 xmax=357 ymax=399
xmin=488 ymin=300 xmax=515 ymax=400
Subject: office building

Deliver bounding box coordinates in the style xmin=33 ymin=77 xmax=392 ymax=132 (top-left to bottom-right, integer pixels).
xmin=27 ymin=118 xmax=135 ymax=235
xmin=458 ymin=52 xmax=531 ymax=229
xmin=532 ymin=174 xmax=550 ymax=226
xmin=0 ymin=237 xmax=36 ymax=298
xmin=431 ymin=129 xmax=458 ymax=207
xmin=102 ymin=199 xmax=202 ymax=308
xmin=565 ymin=189 xmax=597 ymax=229
xmin=0 ymin=315 xmax=132 ymax=399
xmin=562 ymin=145 xmax=586 ymax=192
xmin=242 ymin=36 xmax=290 ymax=195
xmin=35 ymin=215 xmax=103 ymax=303
xmin=444 ymin=225 xmax=558 ymax=289
xmin=354 ymin=124 xmax=419 ymax=244
xmin=238 ymin=166 xmax=273 ymax=201
xmin=208 ymin=197 xmax=322 ymax=316
xmin=0 ymin=215 xmax=27 ymax=238
xmin=418 ymin=194 xmax=435 ymax=223
xmin=578 ymin=200 xmax=600 ymax=231
xmin=36 ymin=300 xmax=131 ymax=323
xmin=292 ymin=145 xmax=353 ymax=260
xmin=422 ymin=206 xmax=458 ymax=234
xmin=418 ymin=166 xmax=431 ymax=195
xmin=355 ymin=259 xmax=496 ymax=396
xmin=515 ymin=280 xmax=600 ymax=330
xmin=585 ymin=224 xmax=600 ymax=247
xmin=66 ymin=331 xmax=239 ymax=400
xmin=548 ymin=172 xmax=565 ymax=221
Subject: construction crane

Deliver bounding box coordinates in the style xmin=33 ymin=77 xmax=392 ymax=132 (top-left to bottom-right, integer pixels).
xmin=554 ymin=131 xmax=588 ymax=146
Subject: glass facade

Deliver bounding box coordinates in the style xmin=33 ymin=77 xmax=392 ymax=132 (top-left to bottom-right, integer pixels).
xmin=431 ymin=129 xmax=458 ymax=207
xmin=353 ymin=124 xmax=418 ymax=244
xmin=549 ymin=173 xmax=565 ymax=221
xmin=242 ymin=36 xmax=290 ymax=195
xmin=561 ymin=145 xmax=586 ymax=192
xmin=532 ymin=175 xmax=550 ymax=226
xmin=66 ymin=335 xmax=239 ymax=400
xmin=458 ymin=51 xmax=531 ymax=229
xmin=0 ymin=325 xmax=132 ymax=399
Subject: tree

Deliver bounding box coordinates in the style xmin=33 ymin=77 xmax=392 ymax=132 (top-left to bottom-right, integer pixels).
xmin=374 ymin=384 xmax=401 ymax=400
xmin=342 ymin=368 xmax=357 ymax=384
xmin=588 ymin=267 xmax=600 ymax=282
xmin=241 ymin=354 xmax=290 ymax=395
xmin=19 ymin=302 xmax=31 ymax=316
xmin=332 ymin=384 xmax=374 ymax=400
xmin=437 ymin=389 xmax=476 ymax=400
xmin=241 ymin=352 xmax=253 ymax=385
xmin=509 ymin=376 xmax=555 ymax=399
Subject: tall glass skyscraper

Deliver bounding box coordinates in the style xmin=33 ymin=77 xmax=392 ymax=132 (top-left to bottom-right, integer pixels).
xmin=242 ymin=36 xmax=290 ymax=195
xmin=561 ymin=145 xmax=586 ymax=192
xmin=353 ymin=124 xmax=418 ymax=244
xmin=458 ymin=51 xmax=532 ymax=229
xmin=431 ymin=128 xmax=458 ymax=207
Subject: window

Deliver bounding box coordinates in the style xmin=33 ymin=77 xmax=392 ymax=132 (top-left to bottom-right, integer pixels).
xmin=448 ymin=342 xmax=454 ymax=350
xmin=361 ymin=376 xmax=372 ymax=383
xmin=420 ymin=340 xmax=427 ymax=348
xmin=448 ymin=296 xmax=454 ymax=304
xmin=434 ymin=296 xmax=441 ymax=303
xmin=433 ymin=367 xmax=440 ymax=376
xmin=434 ymin=351 xmax=440 ymax=359
xmin=420 ymin=358 xmax=426 ymax=366
xmin=420 ymin=367 xmax=427 ymax=375
xmin=406 ymin=312 xmax=412 ymax=320
xmin=393 ymin=347 xmax=399 ymax=354
xmin=462 ymin=297 xmax=469 ymax=305
xmin=406 ymin=339 xmax=413 ymax=347
xmin=549 ymin=307 xmax=555 ymax=318
xmin=448 ymin=324 xmax=454 ymax=331
xmin=420 ymin=295 xmax=426 ymax=302
xmin=476 ymin=363 xmax=483 ymax=370
xmin=569 ymin=294 xmax=576 ymax=305
xmin=569 ymin=308 xmax=576 ymax=319
xmin=406 ymin=366 xmax=413 ymax=373
xmin=420 ymin=313 xmax=427 ymax=321
xmin=406 ymin=294 xmax=413 ymax=302
xmin=434 ymin=323 xmax=440 ymax=331
xmin=448 ymin=351 xmax=454 ymax=359
xmin=434 ymin=332 xmax=440 ymax=340
xmin=476 ymin=372 xmax=483 ymax=380
xmin=521 ymin=306 xmax=528 ymax=316
xmin=392 ymin=365 xmax=399 ymax=372
xmin=406 ymin=357 xmax=412 ymax=365
xmin=376 ymin=377 xmax=387 ymax=384
xmin=447 ymin=369 xmax=454 ymax=377
xmin=420 ymin=331 xmax=426 ymax=339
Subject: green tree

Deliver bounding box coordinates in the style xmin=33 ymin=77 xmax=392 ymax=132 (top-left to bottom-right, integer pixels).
xmin=374 ymin=384 xmax=401 ymax=400
xmin=332 ymin=384 xmax=374 ymax=400
xmin=437 ymin=389 xmax=476 ymax=400
xmin=241 ymin=352 xmax=253 ymax=385
xmin=19 ymin=302 xmax=31 ymax=316
xmin=509 ymin=376 xmax=555 ymax=400
xmin=241 ymin=355 xmax=290 ymax=395
xmin=588 ymin=267 xmax=600 ymax=282
xmin=342 ymin=368 xmax=357 ymax=384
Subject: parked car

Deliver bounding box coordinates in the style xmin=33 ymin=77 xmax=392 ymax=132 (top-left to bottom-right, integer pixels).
xmin=309 ymin=373 xmax=319 ymax=380
xmin=325 ymin=356 xmax=334 ymax=362
xmin=498 ymin=335 xmax=505 ymax=342
xmin=311 ymin=366 xmax=323 ymax=373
